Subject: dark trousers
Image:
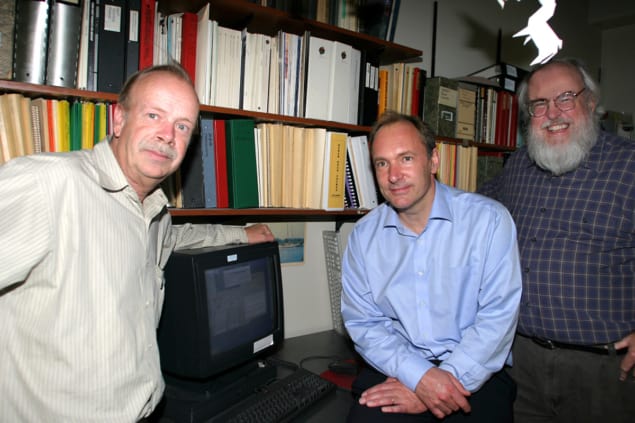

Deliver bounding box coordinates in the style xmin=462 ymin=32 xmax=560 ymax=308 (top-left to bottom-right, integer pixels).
xmin=508 ymin=334 xmax=635 ymax=423
xmin=347 ymin=365 xmax=515 ymax=422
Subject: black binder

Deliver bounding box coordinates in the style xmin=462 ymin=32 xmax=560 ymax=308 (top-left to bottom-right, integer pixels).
xmin=96 ymin=0 xmax=126 ymax=93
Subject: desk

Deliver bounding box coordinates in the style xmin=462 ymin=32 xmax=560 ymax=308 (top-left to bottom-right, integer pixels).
xmin=153 ymin=330 xmax=357 ymax=422
xmin=272 ymin=330 xmax=358 ymax=422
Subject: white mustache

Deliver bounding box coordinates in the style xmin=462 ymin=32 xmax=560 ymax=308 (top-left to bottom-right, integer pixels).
xmin=139 ymin=140 xmax=177 ymax=160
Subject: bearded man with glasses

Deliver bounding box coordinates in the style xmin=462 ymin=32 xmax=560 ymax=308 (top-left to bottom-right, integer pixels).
xmin=479 ymin=57 xmax=635 ymax=423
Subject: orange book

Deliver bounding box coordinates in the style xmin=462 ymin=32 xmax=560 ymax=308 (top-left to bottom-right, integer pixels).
xmin=378 ymin=68 xmax=389 ymax=117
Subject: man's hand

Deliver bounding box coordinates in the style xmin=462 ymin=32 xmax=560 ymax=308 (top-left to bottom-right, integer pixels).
xmin=359 ymin=377 xmax=428 ymax=414
xmin=614 ymin=332 xmax=635 ymax=381
xmin=245 ymin=223 xmax=275 ymax=244
xmin=414 ymin=367 xmax=471 ymax=419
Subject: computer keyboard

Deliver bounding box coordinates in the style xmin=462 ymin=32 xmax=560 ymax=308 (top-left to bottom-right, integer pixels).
xmin=208 ymin=367 xmax=337 ymax=423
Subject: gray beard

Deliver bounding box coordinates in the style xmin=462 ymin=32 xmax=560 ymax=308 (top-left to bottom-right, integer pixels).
xmin=526 ymin=115 xmax=599 ymax=175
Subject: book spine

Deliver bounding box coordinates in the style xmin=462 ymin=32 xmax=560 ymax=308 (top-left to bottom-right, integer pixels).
xmin=13 ymin=0 xmax=49 ymax=85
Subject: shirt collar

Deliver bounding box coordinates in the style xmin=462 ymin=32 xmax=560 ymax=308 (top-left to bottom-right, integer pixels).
xmin=381 ymin=180 xmax=453 ymax=231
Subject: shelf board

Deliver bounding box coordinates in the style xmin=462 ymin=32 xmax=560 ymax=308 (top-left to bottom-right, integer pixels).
xmin=169 ymin=207 xmax=368 ymax=218
xmin=0 ymin=79 xmax=119 ymax=102
xmin=159 ymin=0 xmax=422 ymax=65
xmin=436 ymin=135 xmax=517 ymax=152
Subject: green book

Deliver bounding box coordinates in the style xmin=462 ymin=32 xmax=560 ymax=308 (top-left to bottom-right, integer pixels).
xmin=423 ymin=76 xmax=459 ymax=139
xmin=69 ymin=101 xmax=82 ymax=151
xmin=225 ymin=119 xmax=259 ymax=208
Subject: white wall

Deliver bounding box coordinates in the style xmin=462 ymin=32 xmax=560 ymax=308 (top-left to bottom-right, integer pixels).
xmin=600 ymin=24 xmax=635 ymax=120
xmin=394 ymin=0 xmax=602 ymax=78
xmin=281 ymin=222 xmax=338 ymax=338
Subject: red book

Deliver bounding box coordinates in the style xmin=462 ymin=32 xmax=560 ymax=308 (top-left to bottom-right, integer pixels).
xmin=139 ymin=0 xmax=155 ymax=70
xmin=213 ymin=119 xmax=229 ymax=208
xmin=508 ymin=93 xmax=519 ymax=148
xmin=180 ymin=12 xmax=198 ymax=83
xmin=46 ymin=99 xmax=56 ymax=152
xmin=411 ymin=67 xmax=420 ymax=116
xmin=494 ymin=90 xmax=507 ymax=146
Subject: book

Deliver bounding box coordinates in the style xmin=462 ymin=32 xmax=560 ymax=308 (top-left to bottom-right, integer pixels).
xmin=12 ymin=0 xmax=50 ymax=84
xmin=328 ymin=41 xmax=354 ymax=124
xmin=30 ymin=98 xmax=50 ymax=152
xmin=76 ymin=0 xmax=91 ymax=89
xmin=138 ymin=0 xmax=154 ymax=69
xmin=321 ymin=131 xmax=348 ymax=210
xmin=304 ymin=35 xmax=334 ymax=121
xmin=423 ymin=76 xmax=458 ymax=139
xmin=0 ymin=0 xmax=16 ymax=79
xmin=85 ymin=0 xmax=100 ymax=91
xmin=194 ymin=3 xmax=215 ymax=105
xmin=179 ymin=127 xmax=205 ymax=208
xmin=254 ymin=123 xmax=269 ymax=207
xmin=290 ymin=126 xmax=306 ymax=208
xmin=97 ymin=0 xmax=126 ymax=93
xmin=200 ymin=116 xmax=217 ymax=208
xmin=377 ymin=67 xmax=388 ymax=117
xmin=241 ymin=30 xmax=271 ymax=113
xmin=0 ymin=102 xmax=12 ymax=163
xmin=455 ymin=82 xmax=477 ymax=141
xmin=179 ymin=11 xmax=197 ymax=82
xmin=213 ymin=26 xmax=242 ymax=109
xmin=357 ymin=49 xmax=380 ymax=126
xmin=124 ymin=0 xmax=140 ymax=80
xmin=280 ymin=125 xmax=293 ymax=207
xmin=344 ymin=144 xmax=359 ymax=208
xmin=80 ymin=100 xmax=95 ymax=149
xmin=212 ymin=119 xmax=229 ymax=208
xmin=0 ymin=93 xmax=29 ymax=158
xmin=349 ymin=135 xmax=378 ymax=209
xmin=225 ymin=119 xmax=259 ymax=208
xmin=267 ymin=35 xmax=279 ymax=115
xmin=46 ymin=0 xmax=83 ymax=88
xmin=265 ymin=123 xmax=283 ymax=207
xmin=410 ymin=66 xmax=426 ymax=117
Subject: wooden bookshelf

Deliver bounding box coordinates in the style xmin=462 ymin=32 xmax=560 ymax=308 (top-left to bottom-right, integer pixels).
xmin=1 ymin=0 xmax=424 ymax=223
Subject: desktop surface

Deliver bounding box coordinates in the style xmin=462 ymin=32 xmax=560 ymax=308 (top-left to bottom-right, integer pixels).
xmin=153 ymin=330 xmax=357 ymax=423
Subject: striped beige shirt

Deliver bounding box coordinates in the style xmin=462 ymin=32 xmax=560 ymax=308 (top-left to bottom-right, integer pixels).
xmin=0 ymin=140 xmax=247 ymax=422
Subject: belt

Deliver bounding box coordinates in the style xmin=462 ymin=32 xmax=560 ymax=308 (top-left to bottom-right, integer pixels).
xmin=526 ymin=335 xmax=623 ymax=355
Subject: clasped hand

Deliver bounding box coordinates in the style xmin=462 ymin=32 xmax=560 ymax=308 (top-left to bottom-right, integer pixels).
xmin=359 ymin=367 xmax=471 ymax=419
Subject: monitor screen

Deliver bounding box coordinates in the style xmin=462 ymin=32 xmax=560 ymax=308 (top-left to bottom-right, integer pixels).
xmin=157 ymin=241 xmax=284 ymax=383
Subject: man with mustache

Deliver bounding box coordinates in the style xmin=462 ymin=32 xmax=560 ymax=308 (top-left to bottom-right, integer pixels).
xmin=0 ymin=64 xmax=273 ymax=422
xmin=479 ymin=57 xmax=635 ymax=422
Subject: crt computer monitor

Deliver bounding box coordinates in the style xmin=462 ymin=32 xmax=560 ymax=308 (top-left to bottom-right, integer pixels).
xmin=157 ymin=241 xmax=284 ymax=391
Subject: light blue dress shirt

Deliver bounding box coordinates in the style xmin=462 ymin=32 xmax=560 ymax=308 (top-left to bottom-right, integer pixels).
xmin=341 ymin=182 xmax=522 ymax=392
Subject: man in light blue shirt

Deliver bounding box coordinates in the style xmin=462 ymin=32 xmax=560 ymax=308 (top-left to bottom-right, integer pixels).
xmin=341 ymin=111 xmax=522 ymax=422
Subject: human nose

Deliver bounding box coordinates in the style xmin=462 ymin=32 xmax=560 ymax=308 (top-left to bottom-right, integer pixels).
xmin=387 ymin=164 xmax=401 ymax=183
xmin=545 ymin=100 xmax=562 ymax=119
xmin=157 ymin=122 xmax=176 ymax=143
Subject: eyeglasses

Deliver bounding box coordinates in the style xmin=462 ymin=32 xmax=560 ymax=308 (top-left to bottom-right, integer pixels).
xmin=527 ymin=88 xmax=586 ymax=117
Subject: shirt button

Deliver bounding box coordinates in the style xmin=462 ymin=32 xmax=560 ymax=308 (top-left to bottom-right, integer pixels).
xmin=523 ymin=267 xmax=530 ymax=273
